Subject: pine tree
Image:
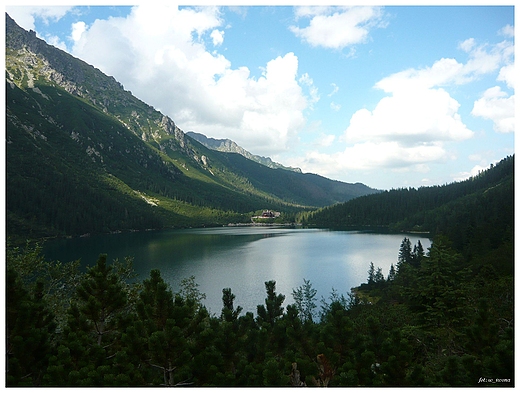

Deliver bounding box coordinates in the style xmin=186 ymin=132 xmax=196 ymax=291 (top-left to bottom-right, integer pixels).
xmin=257 ymin=280 xmax=285 ymax=326
xmin=379 ymin=328 xmax=412 ymax=386
xmin=411 ymin=240 xmax=425 ymax=268
xmin=47 ymin=254 xmax=134 ymax=385
xmin=397 ymin=238 xmax=412 ymax=272
xmin=147 ymin=319 xmax=191 ymax=386
xmin=292 ymin=279 xmax=318 ymax=323
xmin=221 ymin=287 xmax=243 ymax=323
xmin=6 ymin=269 xmax=56 ymax=386
xmin=319 ymin=300 xmax=354 ymax=373
xmin=75 ymin=254 xmax=128 ymax=347
xmin=387 ymin=264 xmax=396 ymax=281
xmin=6 ymin=240 xmax=82 ymax=329
xmin=137 ymin=269 xmax=175 ymax=332
xmin=215 ymin=288 xmax=243 ymax=383
xmin=367 ymin=262 xmax=375 ymax=284
xmin=374 ymin=267 xmax=384 ymax=283
xmin=410 ymin=237 xmax=469 ymax=330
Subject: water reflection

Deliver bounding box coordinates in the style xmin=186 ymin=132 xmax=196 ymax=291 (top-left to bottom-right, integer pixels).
xmin=43 ymin=227 xmax=431 ymax=316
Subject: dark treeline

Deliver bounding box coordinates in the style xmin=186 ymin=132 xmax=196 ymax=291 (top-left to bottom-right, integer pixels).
xmin=6 ymin=157 xmax=513 ymax=387
xmin=6 ymin=228 xmax=513 ymax=386
xmin=302 ymin=156 xmax=513 ymax=253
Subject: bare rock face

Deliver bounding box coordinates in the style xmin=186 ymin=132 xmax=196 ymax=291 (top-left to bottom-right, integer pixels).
xmin=186 ymin=131 xmax=302 ymax=173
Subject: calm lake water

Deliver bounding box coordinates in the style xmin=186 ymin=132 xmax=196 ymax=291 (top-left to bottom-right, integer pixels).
xmin=42 ymin=227 xmax=431 ymax=316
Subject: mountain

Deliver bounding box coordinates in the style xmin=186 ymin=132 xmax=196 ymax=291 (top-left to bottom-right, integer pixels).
xmin=304 ymin=155 xmax=513 ymax=254
xmin=186 ymin=131 xmax=302 ymax=173
xmin=5 ymin=13 xmax=378 ymax=240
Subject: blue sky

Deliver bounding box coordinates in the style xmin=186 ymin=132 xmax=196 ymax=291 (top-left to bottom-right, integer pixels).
xmin=5 ymin=3 xmax=515 ymax=190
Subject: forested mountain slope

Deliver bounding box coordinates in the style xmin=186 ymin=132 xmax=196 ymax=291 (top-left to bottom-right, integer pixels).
xmin=217 ymin=152 xmax=378 ymax=208
xmin=7 ymin=183 xmax=513 ymax=386
xmin=5 ymin=12 xmax=513 ymax=388
xmin=304 ymin=155 xmax=513 ymax=252
xmin=5 ymin=13 xmax=376 ymax=240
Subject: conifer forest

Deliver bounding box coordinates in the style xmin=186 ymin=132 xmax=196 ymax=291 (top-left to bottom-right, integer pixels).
xmin=5 ymin=12 xmax=514 ymax=386
xmin=6 ymin=158 xmax=514 ymax=387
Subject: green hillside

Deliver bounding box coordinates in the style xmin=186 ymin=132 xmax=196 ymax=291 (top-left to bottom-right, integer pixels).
xmin=6 ymin=157 xmax=514 ymax=387
xmin=217 ymin=152 xmax=378 ymax=208
xmin=303 ymin=155 xmax=513 ymax=255
xmin=5 ymin=13 xmax=376 ymax=241
xmin=5 ymin=12 xmax=513 ymax=387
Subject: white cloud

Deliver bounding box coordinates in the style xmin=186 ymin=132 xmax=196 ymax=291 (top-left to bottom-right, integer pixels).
xmin=210 ymin=29 xmax=224 ymax=46
xmin=6 ymin=6 xmax=73 ymax=31
xmin=314 ymin=134 xmax=336 ymax=148
xmin=499 ymin=24 xmax=514 ymax=38
xmin=378 ymin=39 xmax=514 ymax=91
xmin=453 ymin=159 xmax=502 ymax=182
xmin=298 ymin=35 xmax=514 ymax=178
xmin=296 ymin=140 xmax=446 ymax=178
xmin=71 ymin=21 xmax=86 ymax=42
xmin=6 ymin=6 xmax=73 ymax=51
xmin=299 ymin=73 xmax=320 ymax=108
xmin=344 ymin=142 xmax=446 ymax=169
xmin=44 ymin=35 xmax=68 ymax=51
xmin=345 ymin=87 xmax=473 ymax=144
xmin=497 ymin=64 xmax=515 ymax=89
xmin=328 ymin=83 xmax=339 ymax=97
xmin=290 ymin=6 xmax=386 ymax=50
xmin=330 ymin=102 xmax=341 ymax=112
xmin=459 ymin=38 xmax=476 ymax=53
xmin=375 ymin=58 xmax=466 ymax=93
xmin=472 ymin=86 xmax=515 ymax=133
xmin=69 ymin=5 xmax=314 ymax=155
xmin=462 ymin=40 xmax=513 ymax=80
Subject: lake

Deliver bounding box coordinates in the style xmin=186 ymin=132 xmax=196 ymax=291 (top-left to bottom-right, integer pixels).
xmin=42 ymin=227 xmax=431 ymax=316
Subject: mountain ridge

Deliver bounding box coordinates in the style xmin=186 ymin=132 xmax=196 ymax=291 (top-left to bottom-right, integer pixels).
xmin=5 ymin=13 xmax=378 ymax=240
xmin=186 ymin=131 xmax=302 ymax=173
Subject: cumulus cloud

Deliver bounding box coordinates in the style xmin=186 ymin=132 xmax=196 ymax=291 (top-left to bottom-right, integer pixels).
xmin=69 ymin=5 xmax=315 ymax=155
xmin=472 ymin=86 xmax=515 ymax=133
xmin=375 ymin=58 xmax=465 ymax=92
xmin=499 ymin=24 xmax=514 ymax=38
xmin=345 ymin=87 xmax=473 ymax=144
xmin=71 ymin=21 xmax=86 ymax=42
xmin=462 ymin=40 xmax=513 ymax=79
xmin=210 ymin=29 xmax=224 ymax=46
xmin=290 ymin=6 xmax=386 ymax=50
xmin=295 ymin=33 xmax=514 ymax=179
xmin=342 ymin=141 xmax=447 ymax=170
xmin=375 ymin=37 xmax=513 ymax=91
xmin=453 ymin=158 xmax=503 ymax=182
xmin=297 ymin=140 xmax=446 ymax=177
xmin=497 ymin=63 xmax=515 ymax=89
xmin=44 ymin=34 xmax=68 ymax=51
xmin=468 ymin=37 xmax=515 ymax=134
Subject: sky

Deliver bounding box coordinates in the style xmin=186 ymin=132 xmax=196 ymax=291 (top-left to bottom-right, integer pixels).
xmin=4 ymin=2 xmax=516 ymax=190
